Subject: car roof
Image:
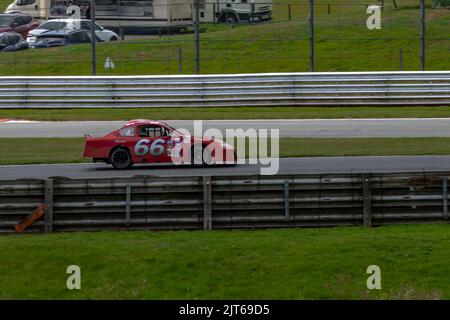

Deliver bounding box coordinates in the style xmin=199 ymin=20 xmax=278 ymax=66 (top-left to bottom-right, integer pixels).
xmin=0 ymin=13 xmax=29 ymax=17
xmin=125 ymin=119 xmax=161 ymax=126
xmin=42 ymin=18 xmax=92 ymax=23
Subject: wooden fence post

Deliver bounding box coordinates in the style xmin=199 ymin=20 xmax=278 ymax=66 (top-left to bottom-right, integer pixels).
xmin=203 ymin=176 xmax=212 ymax=230
xmin=44 ymin=179 xmax=54 ymax=233
xmin=362 ymin=173 xmax=372 ymax=227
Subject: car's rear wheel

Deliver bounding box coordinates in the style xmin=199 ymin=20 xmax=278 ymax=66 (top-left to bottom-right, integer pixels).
xmin=110 ymin=148 xmax=132 ymax=169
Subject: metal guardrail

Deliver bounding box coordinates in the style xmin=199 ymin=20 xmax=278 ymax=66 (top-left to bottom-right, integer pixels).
xmin=0 ymin=172 xmax=449 ymax=233
xmin=0 ymin=71 xmax=449 ymax=108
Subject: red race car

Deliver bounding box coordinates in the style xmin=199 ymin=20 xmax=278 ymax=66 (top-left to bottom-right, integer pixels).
xmin=83 ymin=119 xmax=237 ymax=169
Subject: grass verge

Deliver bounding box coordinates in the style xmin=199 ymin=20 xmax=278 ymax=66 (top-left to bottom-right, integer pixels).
xmin=4 ymin=137 xmax=450 ymax=165
xmin=3 ymin=106 xmax=450 ymax=121
xmin=0 ymin=225 xmax=448 ymax=299
xmin=0 ymin=0 xmax=448 ymax=75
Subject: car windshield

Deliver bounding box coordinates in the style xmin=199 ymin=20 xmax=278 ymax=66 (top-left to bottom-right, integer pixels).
xmin=0 ymin=16 xmax=13 ymax=27
xmin=39 ymin=21 xmax=67 ymax=30
xmin=160 ymin=122 xmax=179 ymax=136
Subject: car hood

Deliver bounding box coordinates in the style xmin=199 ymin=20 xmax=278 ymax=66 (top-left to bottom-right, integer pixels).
xmin=28 ymin=29 xmax=45 ymax=37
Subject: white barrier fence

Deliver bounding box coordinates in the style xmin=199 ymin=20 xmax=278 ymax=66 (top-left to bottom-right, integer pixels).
xmin=0 ymin=71 xmax=449 ymax=108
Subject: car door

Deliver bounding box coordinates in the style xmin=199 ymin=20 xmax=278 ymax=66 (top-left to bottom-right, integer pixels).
xmin=81 ymin=21 xmax=106 ymax=41
xmin=66 ymin=31 xmax=79 ymax=44
xmin=93 ymin=23 xmax=108 ymax=41
xmin=67 ymin=30 xmax=89 ymax=45
xmin=134 ymin=125 xmax=173 ymax=163
xmin=110 ymin=125 xmax=139 ymax=159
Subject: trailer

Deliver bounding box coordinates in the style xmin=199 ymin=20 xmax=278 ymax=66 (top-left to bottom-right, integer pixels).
xmin=5 ymin=0 xmax=193 ymax=32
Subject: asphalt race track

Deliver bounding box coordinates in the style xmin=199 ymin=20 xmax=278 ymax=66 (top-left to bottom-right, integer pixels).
xmin=2 ymin=156 xmax=450 ymax=180
xmin=3 ymin=118 xmax=450 ymax=138
xmin=3 ymin=119 xmax=450 ymax=180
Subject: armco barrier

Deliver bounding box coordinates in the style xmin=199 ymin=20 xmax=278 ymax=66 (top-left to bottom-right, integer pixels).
xmin=0 ymin=71 xmax=449 ymax=108
xmin=0 ymin=172 xmax=449 ymax=233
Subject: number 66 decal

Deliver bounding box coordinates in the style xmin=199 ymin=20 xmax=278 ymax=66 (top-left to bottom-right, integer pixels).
xmin=134 ymin=139 xmax=166 ymax=156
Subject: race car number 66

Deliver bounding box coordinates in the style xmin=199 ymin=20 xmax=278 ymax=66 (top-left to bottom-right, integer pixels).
xmin=134 ymin=139 xmax=166 ymax=156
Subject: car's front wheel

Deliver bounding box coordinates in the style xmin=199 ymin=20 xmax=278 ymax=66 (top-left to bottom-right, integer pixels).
xmin=110 ymin=148 xmax=132 ymax=169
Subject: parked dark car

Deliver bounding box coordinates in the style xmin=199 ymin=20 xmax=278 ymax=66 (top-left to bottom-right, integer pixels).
xmin=0 ymin=32 xmax=29 ymax=52
xmin=34 ymin=29 xmax=100 ymax=48
xmin=0 ymin=13 xmax=39 ymax=38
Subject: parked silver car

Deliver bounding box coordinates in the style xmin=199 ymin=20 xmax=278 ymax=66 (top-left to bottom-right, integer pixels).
xmin=33 ymin=29 xmax=101 ymax=48
xmin=26 ymin=18 xmax=118 ymax=47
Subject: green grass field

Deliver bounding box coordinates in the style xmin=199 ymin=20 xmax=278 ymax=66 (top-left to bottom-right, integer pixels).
xmin=4 ymin=137 xmax=450 ymax=165
xmin=4 ymin=106 xmax=450 ymax=121
xmin=0 ymin=0 xmax=448 ymax=75
xmin=0 ymin=225 xmax=448 ymax=299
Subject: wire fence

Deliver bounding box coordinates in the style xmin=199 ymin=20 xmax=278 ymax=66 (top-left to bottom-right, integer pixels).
xmin=0 ymin=0 xmax=448 ymax=75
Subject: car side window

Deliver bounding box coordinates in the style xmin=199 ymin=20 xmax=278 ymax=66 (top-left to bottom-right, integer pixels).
xmin=22 ymin=16 xmax=32 ymax=25
xmin=138 ymin=126 xmax=167 ymax=138
xmin=19 ymin=0 xmax=36 ymax=5
xmin=4 ymin=34 xmax=18 ymax=46
xmin=13 ymin=17 xmax=21 ymax=26
xmin=3 ymin=35 xmax=12 ymax=46
xmin=80 ymin=21 xmax=91 ymax=30
xmin=119 ymin=127 xmax=135 ymax=137
xmin=80 ymin=21 xmax=101 ymax=31
xmin=14 ymin=16 xmax=27 ymax=26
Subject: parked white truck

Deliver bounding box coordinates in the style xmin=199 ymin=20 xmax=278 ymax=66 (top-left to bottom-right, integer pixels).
xmin=198 ymin=0 xmax=272 ymax=23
